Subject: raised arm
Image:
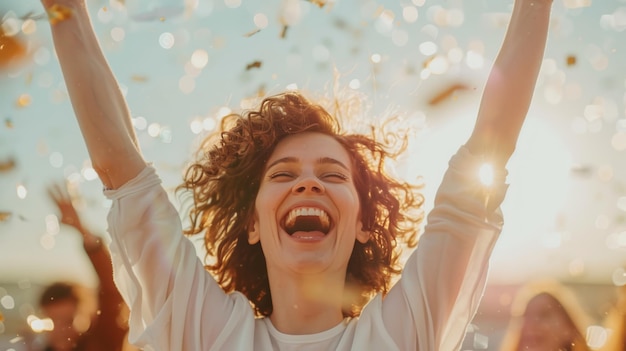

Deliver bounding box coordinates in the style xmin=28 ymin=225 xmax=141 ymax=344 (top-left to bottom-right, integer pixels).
xmin=465 ymin=0 xmax=553 ymax=166
xmin=48 ymin=182 xmax=129 ymax=350
xmin=42 ymin=0 xmax=145 ymax=189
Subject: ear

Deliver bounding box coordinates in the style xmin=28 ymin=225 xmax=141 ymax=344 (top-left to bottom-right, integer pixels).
xmin=356 ymin=222 xmax=370 ymax=244
xmin=248 ymin=218 xmax=260 ymax=244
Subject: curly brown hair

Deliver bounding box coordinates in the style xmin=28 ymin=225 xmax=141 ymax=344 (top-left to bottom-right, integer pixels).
xmin=177 ymin=91 xmax=423 ymax=317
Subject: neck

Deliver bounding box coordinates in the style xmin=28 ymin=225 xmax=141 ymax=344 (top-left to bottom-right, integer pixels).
xmin=268 ymin=271 xmax=346 ymax=335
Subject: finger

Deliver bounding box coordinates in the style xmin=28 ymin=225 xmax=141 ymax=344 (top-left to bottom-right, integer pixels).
xmin=47 ymin=183 xmax=61 ymax=203
xmin=57 ymin=182 xmax=72 ymax=202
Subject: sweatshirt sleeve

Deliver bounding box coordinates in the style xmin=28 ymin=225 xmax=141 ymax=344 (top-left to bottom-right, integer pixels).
xmin=381 ymin=145 xmax=509 ymax=350
xmin=104 ymin=165 xmax=249 ymax=350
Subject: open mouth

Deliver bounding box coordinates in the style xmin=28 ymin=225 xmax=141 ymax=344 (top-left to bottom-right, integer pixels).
xmin=283 ymin=207 xmax=331 ymax=235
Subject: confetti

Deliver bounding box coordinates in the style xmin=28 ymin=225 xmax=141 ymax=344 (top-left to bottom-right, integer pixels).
xmin=0 ymin=29 xmax=27 ymax=68
xmin=306 ymin=0 xmax=331 ymax=9
xmin=47 ymin=4 xmax=74 ymax=25
xmin=16 ymin=94 xmax=32 ymax=108
xmin=5 ymin=118 xmax=13 ymax=128
xmin=280 ymin=25 xmax=289 ymax=39
xmin=566 ymin=55 xmax=577 ymax=66
xmin=131 ymin=75 xmax=149 ymax=82
xmin=0 ymin=211 xmax=11 ymax=222
xmin=0 ymin=157 xmax=17 ymax=172
xmin=244 ymin=28 xmax=262 ymax=38
xmin=428 ymin=83 xmax=470 ymax=106
xmin=570 ymin=164 xmax=592 ymax=177
xmin=246 ymin=60 xmax=262 ymax=71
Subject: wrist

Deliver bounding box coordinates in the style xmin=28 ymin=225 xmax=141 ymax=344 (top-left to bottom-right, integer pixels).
xmin=83 ymin=235 xmax=103 ymax=252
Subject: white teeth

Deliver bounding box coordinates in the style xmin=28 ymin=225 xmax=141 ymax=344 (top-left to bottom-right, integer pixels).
xmin=284 ymin=207 xmax=330 ymax=230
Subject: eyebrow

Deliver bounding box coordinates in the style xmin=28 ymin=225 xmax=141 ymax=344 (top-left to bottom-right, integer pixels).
xmin=266 ymin=156 xmax=349 ymax=170
xmin=317 ymin=157 xmax=349 ymax=170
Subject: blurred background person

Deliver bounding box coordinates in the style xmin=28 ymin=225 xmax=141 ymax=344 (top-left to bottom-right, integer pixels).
xmin=499 ymin=279 xmax=592 ymax=351
xmin=33 ymin=182 xmax=131 ymax=351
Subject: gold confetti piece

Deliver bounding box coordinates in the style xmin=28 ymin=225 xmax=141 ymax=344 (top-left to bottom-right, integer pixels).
xmin=422 ymin=56 xmax=434 ymax=69
xmin=306 ymin=0 xmax=330 ymax=8
xmin=47 ymin=4 xmax=74 ymax=25
xmin=244 ymin=28 xmax=262 ymax=38
xmin=0 ymin=157 xmax=16 ymax=172
xmin=280 ymin=25 xmax=289 ymax=39
xmin=131 ymin=75 xmax=149 ymax=82
xmin=246 ymin=60 xmax=262 ymax=71
xmin=0 ymin=211 xmax=11 ymax=222
xmin=16 ymin=94 xmax=32 ymax=108
xmin=566 ymin=55 xmax=577 ymax=66
xmin=0 ymin=310 xmax=4 ymax=322
xmin=5 ymin=118 xmax=14 ymax=128
xmin=428 ymin=83 xmax=470 ymax=106
xmin=0 ymin=28 xmax=27 ymax=68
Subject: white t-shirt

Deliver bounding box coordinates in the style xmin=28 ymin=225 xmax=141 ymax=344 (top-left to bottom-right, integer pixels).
xmin=104 ymin=146 xmax=508 ymax=351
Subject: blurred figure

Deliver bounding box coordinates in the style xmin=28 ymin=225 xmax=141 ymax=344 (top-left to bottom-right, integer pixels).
xmin=499 ymin=279 xmax=592 ymax=351
xmin=35 ymin=182 xmax=130 ymax=351
xmin=600 ymin=283 xmax=626 ymax=351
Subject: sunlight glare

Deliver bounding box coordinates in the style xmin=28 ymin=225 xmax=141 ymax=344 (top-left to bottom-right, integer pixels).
xmin=478 ymin=163 xmax=493 ymax=186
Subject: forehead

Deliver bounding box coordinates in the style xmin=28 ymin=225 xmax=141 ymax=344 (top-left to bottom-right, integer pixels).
xmin=269 ymin=132 xmax=352 ymax=166
xmin=525 ymin=293 xmax=562 ymax=314
xmin=43 ymin=299 xmax=77 ymax=316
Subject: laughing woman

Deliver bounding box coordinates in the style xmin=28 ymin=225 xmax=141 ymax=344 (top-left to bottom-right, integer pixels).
xmin=41 ymin=0 xmax=553 ymax=349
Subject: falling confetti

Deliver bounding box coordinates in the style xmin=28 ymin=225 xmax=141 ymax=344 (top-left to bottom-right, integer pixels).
xmin=0 ymin=28 xmax=27 ymax=68
xmin=0 ymin=211 xmax=11 ymax=222
xmin=131 ymin=75 xmax=149 ymax=82
xmin=47 ymin=4 xmax=74 ymax=25
xmin=246 ymin=60 xmax=262 ymax=71
xmin=566 ymin=55 xmax=577 ymax=66
xmin=16 ymin=94 xmax=32 ymax=108
xmin=0 ymin=157 xmax=16 ymax=172
xmin=5 ymin=118 xmax=13 ymax=128
xmin=244 ymin=28 xmax=262 ymax=38
xmin=306 ymin=0 xmax=331 ymax=9
xmin=428 ymin=83 xmax=470 ymax=106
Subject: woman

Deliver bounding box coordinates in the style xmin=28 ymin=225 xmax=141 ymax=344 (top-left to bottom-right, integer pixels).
xmin=41 ymin=0 xmax=553 ymax=349
xmin=499 ymin=279 xmax=592 ymax=351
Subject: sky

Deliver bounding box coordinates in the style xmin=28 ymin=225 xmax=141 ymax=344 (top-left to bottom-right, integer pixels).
xmin=0 ymin=0 xmax=625 ymax=297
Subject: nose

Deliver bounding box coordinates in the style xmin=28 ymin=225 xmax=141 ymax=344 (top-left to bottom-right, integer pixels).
xmin=292 ymin=176 xmax=324 ymax=194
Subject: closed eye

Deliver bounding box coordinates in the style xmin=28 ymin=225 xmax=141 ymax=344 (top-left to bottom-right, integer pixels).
xmin=321 ymin=172 xmax=349 ymax=182
xmin=268 ymin=171 xmax=295 ymax=180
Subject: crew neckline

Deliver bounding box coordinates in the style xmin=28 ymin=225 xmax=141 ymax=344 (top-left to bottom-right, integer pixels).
xmin=262 ymin=317 xmax=350 ymax=344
